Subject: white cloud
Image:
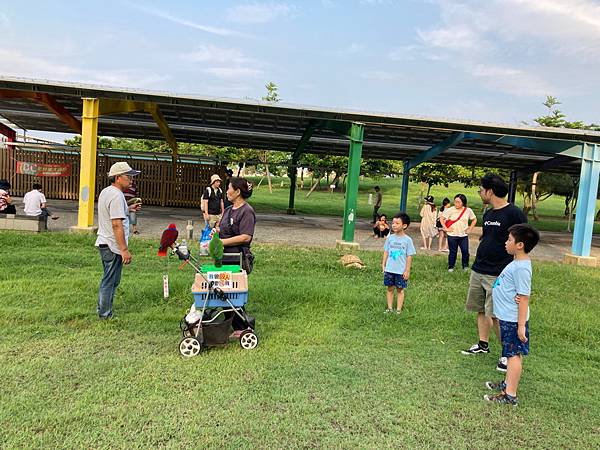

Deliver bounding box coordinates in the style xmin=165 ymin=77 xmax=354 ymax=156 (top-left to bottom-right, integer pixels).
xmin=226 ymin=3 xmax=296 ymax=24
xmin=469 ymin=64 xmax=554 ymax=97
xmin=340 ymin=43 xmax=366 ymax=55
xmin=180 ymin=45 xmax=264 ymax=80
xmin=417 ymin=24 xmax=482 ymax=51
xmin=130 ymin=3 xmax=245 ymax=37
xmin=86 ymin=71 xmax=171 ymax=88
xmin=413 ymin=0 xmax=600 ymax=97
xmin=361 ymin=70 xmax=401 ymax=81
xmin=183 ymin=45 xmax=252 ymax=65
xmin=0 ymin=48 xmax=169 ymax=89
xmin=360 ymin=0 xmax=391 ymax=4
xmin=201 ymin=67 xmax=263 ymax=79
xmin=0 ymin=48 xmax=81 ymax=79
xmin=388 ymin=45 xmax=418 ymax=61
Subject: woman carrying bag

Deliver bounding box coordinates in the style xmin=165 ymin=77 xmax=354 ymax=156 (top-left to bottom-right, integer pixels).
xmin=440 ymin=194 xmax=477 ymax=272
xmin=215 ymin=177 xmax=256 ymax=274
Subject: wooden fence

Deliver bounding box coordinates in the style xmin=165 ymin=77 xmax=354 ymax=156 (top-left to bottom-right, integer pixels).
xmin=0 ymin=146 xmax=226 ymax=208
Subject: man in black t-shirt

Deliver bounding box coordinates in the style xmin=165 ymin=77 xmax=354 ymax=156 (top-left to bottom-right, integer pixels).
xmin=461 ymin=174 xmax=527 ymax=373
xmin=202 ymin=174 xmax=224 ymax=228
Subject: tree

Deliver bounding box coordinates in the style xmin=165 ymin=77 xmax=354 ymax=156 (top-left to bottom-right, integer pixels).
xmin=527 ymin=96 xmax=600 ymax=221
xmin=262 ymin=82 xmax=280 ymax=103
xmin=256 ymin=81 xmax=281 ymax=192
xmin=409 ymin=163 xmax=461 ymax=196
xmin=533 ymin=96 xmax=594 ymax=130
xmin=517 ymin=172 xmax=576 ymax=219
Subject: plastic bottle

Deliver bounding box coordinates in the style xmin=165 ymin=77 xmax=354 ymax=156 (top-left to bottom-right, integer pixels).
xmin=185 ymin=220 xmax=194 ymax=240
xmin=179 ymin=239 xmax=189 ymax=258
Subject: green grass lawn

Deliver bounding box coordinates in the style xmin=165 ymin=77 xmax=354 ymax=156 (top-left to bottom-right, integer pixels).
xmin=247 ymin=176 xmax=600 ymax=234
xmin=1 ymin=232 xmax=599 ymax=448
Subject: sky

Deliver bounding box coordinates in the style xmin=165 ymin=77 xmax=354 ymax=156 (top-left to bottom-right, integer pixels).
xmin=2 ymin=0 xmax=600 ymax=141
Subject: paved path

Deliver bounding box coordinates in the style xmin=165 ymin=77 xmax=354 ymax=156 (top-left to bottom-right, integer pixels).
xmin=11 ymin=197 xmax=600 ymax=263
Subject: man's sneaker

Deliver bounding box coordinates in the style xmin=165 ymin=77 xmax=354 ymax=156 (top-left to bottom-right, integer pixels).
xmin=497 ymin=357 xmax=508 ymax=372
xmin=483 ymin=392 xmax=518 ymax=406
xmin=485 ymin=380 xmax=507 ymax=391
xmin=384 ymin=308 xmax=392 ymax=313
xmin=461 ymin=343 xmax=490 ymax=355
xmin=448 ymin=268 xmax=454 ymax=273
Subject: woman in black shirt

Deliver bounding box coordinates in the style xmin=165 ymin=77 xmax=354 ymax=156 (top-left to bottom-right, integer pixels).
xmin=216 ymin=177 xmax=256 ymax=273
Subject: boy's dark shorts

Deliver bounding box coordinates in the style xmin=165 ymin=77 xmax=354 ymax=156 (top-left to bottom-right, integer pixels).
xmin=384 ymin=272 xmax=408 ymax=289
xmin=499 ymin=320 xmax=529 ymax=357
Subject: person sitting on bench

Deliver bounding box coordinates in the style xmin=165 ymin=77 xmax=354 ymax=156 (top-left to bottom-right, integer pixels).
xmin=0 ymin=179 xmax=16 ymax=214
xmin=23 ymin=183 xmax=59 ymax=222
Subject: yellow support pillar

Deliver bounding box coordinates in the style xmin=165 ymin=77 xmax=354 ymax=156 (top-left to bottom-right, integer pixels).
xmin=75 ymin=98 xmax=100 ymax=230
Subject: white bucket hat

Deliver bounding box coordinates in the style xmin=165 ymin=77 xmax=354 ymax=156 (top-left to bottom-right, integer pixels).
xmin=108 ymin=162 xmax=141 ymax=177
xmin=210 ymin=174 xmax=222 ymax=185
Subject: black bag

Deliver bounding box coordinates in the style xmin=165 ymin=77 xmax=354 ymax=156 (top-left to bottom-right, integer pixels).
xmin=242 ymin=248 xmax=254 ymax=274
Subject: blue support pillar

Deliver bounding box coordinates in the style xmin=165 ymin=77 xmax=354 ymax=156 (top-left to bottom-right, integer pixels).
xmin=571 ymin=143 xmax=600 ymax=257
xmin=399 ymin=160 xmax=409 ymax=212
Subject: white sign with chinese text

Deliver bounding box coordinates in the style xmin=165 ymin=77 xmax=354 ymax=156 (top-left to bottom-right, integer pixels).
xmin=207 ymin=271 xmax=232 ymax=288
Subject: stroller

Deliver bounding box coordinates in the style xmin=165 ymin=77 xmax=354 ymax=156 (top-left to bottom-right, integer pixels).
xmin=172 ymin=244 xmax=258 ymax=357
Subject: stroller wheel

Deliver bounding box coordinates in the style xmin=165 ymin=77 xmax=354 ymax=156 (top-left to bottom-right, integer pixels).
xmin=239 ymin=330 xmax=258 ymax=350
xmin=179 ymin=337 xmax=202 ymax=357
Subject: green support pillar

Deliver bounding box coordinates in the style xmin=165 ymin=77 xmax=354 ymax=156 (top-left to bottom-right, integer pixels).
xmin=399 ymin=160 xmax=410 ymax=212
xmin=288 ymin=121 xmax=318 ymax=214
xmin=341 ymin=122 xmax=364 ymax=243
xmin=287 ymin=154 xmax=300 ymax=214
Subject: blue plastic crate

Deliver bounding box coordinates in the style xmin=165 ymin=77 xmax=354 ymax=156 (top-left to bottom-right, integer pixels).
xmin=193 ymin=291 xmax=248 ymax=308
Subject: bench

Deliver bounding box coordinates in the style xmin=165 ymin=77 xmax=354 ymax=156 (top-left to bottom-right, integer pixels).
xmin=0 ymin=213 xmax=46 ymax=232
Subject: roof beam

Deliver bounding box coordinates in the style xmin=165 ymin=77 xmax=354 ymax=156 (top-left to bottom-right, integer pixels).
xmin=97 ymin=99 xmax=178 ymax=160
xmin=407 ymin=132 xmax=465 ymax=169
xmin=145 ymin=103 xmax=178 ymax=157
xmin=517 ymin=155 xmax=577 ymax=176
xmin=0 ymin=89 xmax=82 ymax=133
xmin=463 ymin=132 xmax=584 ymax=158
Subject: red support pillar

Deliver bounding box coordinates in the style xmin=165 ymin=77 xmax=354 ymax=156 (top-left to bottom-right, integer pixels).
xmin=0 ymin=122 xmax=17 ymax=142
xmin=0 ymin=122 xmax=17 ymax=181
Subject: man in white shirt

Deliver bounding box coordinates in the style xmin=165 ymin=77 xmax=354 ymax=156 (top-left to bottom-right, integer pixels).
xmin=23 ymin=183 xmax=59 ymax=227
xmin=96 ymin=162 xmax=141 ymax=319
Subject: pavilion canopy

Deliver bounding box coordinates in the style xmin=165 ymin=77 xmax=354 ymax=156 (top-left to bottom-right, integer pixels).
xmin=2 ymin=76 xmax=599 ymax=175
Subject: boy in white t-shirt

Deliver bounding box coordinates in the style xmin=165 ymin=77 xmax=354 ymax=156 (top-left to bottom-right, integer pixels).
xmin=23 ymin=183 xmax=59 ymax=222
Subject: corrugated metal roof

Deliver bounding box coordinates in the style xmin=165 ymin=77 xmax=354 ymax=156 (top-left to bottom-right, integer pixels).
xmin=0 ymin=76 xmax=594 ymax=175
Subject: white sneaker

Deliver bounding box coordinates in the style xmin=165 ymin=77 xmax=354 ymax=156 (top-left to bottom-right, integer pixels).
xmin=497 ymin=357 xmax=508 ymax=372
xmin=448 ymin=268 xmax=454 ymax=273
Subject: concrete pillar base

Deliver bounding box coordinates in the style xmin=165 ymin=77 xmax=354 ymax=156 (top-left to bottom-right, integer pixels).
xmin=336 ymin=240 xmax=360 ymax=252
xmin=564 ymin=253 xmax=597 ymax=267
xmin=70 ymin=225 xmax=98 ymax=234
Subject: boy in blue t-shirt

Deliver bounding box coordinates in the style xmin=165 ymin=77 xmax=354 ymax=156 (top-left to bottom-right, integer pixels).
xmin=484 ymin=224 xmax=539 ymax=406
xmin=382 ymin=212 xmax=416 ymax=314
